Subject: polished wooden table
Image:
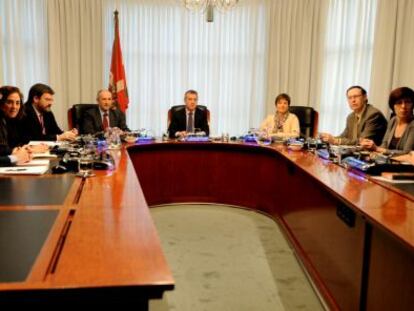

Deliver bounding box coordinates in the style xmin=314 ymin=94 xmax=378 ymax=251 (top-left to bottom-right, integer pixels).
xmin=1 ymin=141 xmax=413 ymax=310
xmin=0 ymin=150 xmax=174 ymax=307
xmin=127 ymin=141 xmax=414 ymax=311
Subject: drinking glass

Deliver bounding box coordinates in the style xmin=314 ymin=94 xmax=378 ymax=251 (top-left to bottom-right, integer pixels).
xmin=106 ymin=127 xmax=122 ymax=149
xmin=162 ymin=131 xmax=169 ymax=141
xmin=78 ymin=152 xmax=94 ymax=177
xmin=124 ymin=132 xmax=137 ymax=143
xmin=221 ymin=132 xmax=229 ymax=142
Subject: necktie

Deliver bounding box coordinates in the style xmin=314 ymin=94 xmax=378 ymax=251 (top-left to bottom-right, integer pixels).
xmin=187 ymin=111 xmax=194 ymax=133
xmin=103 ymin=112 xmax=109 ymax=131
xmin=353 ymin=115 xmax=359 ymax=141
xmin=39 ymin=114 xmax=46 ymax=135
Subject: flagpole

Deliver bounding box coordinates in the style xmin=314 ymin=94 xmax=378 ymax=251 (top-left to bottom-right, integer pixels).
xmin=109 ymin=10 xmax=129 ymax=112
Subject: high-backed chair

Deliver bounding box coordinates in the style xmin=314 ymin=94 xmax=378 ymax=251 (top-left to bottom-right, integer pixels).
xmin=167 ymin=105 xmax=210 ymax=128
xmin=289 ymin=106 xmax=319 ymax=138
xmin=68 ymin=103 xmax=97 ymax=134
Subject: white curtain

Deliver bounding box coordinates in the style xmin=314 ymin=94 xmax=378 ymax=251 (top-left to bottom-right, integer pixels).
xmin=0 ymin=0 xmax=49 ymax=97
xmin=47 ymin=0 xmax=105 ymax=129
xmin=103 ymin=0 xmax=269 ymax=136
xmin=4 ymin=0 xmax=414 ymax=137
xmin=265 ymin=0 xmax=328 ymax=114
xmin=370 ymin=0 xmax=414 ymax=117
xmin=318 ymin=0 xmax=378 ymax=134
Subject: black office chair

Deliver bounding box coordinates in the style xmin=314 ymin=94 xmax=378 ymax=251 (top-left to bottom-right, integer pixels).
xmin=288 ymin=106 xmax=319 ymax=138
xmin=68 ymin=103 xmax=97 ymax=134
xmin=167 ymin=105 xmax=210 ymax=127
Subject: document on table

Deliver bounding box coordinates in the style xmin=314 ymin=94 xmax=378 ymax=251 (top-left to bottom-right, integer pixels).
xmin=28 ymin=141 xmax=62 ymax=147
xmin=0 ymin=166 xmax=49 ymax=175
xmin=17 ymin=159 xmax=50 ymax=166
xmin=32 ymin=152 xmax=57 ymax=159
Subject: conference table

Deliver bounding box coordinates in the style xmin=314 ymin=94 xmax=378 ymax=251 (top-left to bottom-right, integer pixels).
xmin=0 ymin=140 xmax=413 ymax=310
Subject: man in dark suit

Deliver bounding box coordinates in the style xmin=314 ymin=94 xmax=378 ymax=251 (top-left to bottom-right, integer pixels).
xmin=82 ymin=89 xmax=129 ymax=135
xmin=320 ymin=85 xmax=387 ymax=145
xmin=168 ymin=89 xmax=210 ymax=138
xmin=23 ymin=83 xmax=78 ymax=141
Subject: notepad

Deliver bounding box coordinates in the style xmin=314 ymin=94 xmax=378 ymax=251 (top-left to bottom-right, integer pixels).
xmin=29 ymin=141 xmax=62 ymax=147
xmin=32 ymin=152 xmax=57 ymax=159
xmin=17 ymin=159 xmax=50 ymax=166
xmin=0 ymin=166 xmax=49 ymax=175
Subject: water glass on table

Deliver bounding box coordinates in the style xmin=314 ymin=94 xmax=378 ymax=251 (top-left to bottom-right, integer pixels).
xmin=78 ymin=152 xmax=94 ymax=177
xmin=221 ymin=133 xmax=229 ymax=142
xmin=106 ymin=127 xmax=122 ymax=149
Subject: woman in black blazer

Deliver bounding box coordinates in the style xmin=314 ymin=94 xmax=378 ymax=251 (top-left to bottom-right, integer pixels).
xmin=0 ymin=85 xmax=32 ymax=165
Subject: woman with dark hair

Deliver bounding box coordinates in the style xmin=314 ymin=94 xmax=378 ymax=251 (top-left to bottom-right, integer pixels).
xmin=0 ymin=86 xmax=32 ymax=166
xmin=0 ymin=85 xmax=27 ymax=148
xmin=259 ymin=93 xmax=300 ymax=139
xmin=361 ymin=87 xmax=414 ymax=153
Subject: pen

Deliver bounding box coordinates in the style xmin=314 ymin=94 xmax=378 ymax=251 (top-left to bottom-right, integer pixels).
xmin=5 ymin=168 xmax=27 ymax=172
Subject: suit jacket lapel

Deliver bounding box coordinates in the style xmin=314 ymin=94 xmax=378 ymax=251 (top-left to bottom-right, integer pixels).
xmin=180 ymin=109 xmax=186 ymax=129
xmin=109 ymin=110 xmax=117 ymax=128
xmin=194 ymin=109 xmax=201 ymax=128
xmin=94 ymin=107 xmax=104 ymax=130
xmin=357 ymin=104 xmax=369 ymax=133
xmin=28 ymin=104 xmax=43 ymax=133
xmin=0 ymin=117 xmax=8 ymax=145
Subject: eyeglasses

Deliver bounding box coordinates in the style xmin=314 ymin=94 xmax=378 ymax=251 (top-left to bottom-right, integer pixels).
xmin=347 ymin=94 xmax=363 ymax=100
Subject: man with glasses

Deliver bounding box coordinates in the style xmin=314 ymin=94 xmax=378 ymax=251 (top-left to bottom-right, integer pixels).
xmin=320 ymin=85 xmax=387 ymax=145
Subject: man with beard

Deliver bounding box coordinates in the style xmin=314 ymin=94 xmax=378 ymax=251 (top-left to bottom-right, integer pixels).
xmin=23 ymin=83 xmax=77 ymax=141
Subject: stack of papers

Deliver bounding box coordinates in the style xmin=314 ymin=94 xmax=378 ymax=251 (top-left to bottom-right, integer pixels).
xmin=17 ymin=159 xmax=50 ymax=166
xmin=29 ymin=141 xmax=62 ymax=147
xmin=0 ymin=159 xmax=50 ymax=175
xmin=32 ymin=152 xmax=57 ymax=159
xmin=28 ymin=141 xmax=59 ymax=158
xmin=0 ymin=166 xmax=49 ymax=175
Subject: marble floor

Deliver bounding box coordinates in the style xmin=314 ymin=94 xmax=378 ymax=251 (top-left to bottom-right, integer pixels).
xmin=149 ymin=204 xmax=324 ymax=311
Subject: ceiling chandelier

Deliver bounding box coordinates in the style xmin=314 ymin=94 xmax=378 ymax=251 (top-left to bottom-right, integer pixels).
xmin=182 ymin=0 xmax=239 ymax=22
